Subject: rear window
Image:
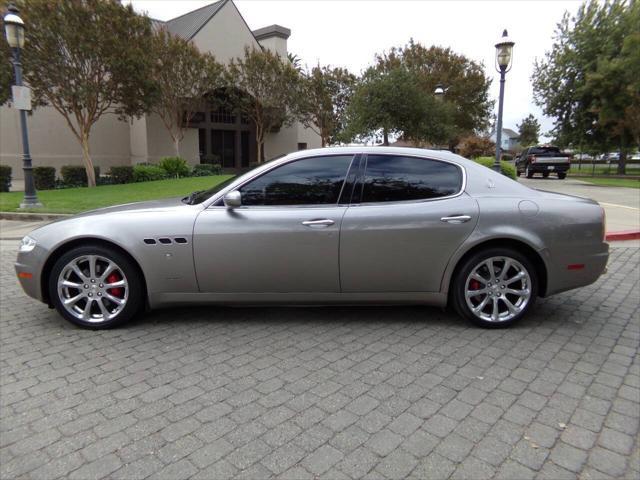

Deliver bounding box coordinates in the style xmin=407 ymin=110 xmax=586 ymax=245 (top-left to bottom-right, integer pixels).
xmin=529 ymin=147 xmax=562 ymax=156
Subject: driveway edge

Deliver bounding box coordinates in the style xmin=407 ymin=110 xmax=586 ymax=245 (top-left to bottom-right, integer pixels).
xmin=606 ymin=230 xmax=640 ymax=241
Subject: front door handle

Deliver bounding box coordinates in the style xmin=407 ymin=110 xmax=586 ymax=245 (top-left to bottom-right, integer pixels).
xmin=441 ymin=215 xmax=472 ymax=224
xmin=302 ymin=219 xmax=335 ymax=227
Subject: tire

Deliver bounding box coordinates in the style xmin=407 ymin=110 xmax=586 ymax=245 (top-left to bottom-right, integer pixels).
xmin=451 ymin=247 xmax=538 ymax=328
xmin=542 ymin=172 xmax=549 ymax=178
xmin=558 ymin=172 xmax=567 ymax=179
xmin=516 ymin=170 xmax=522 ymax=177
xmin=48 ymin=244 xmax=144 ymax=329
xmin=525 ymin=165 xmax=534 ymax=178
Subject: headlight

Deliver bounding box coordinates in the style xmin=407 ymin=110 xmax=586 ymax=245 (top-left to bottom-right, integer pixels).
xmin=19 ymin=236 xmax=37 ymax=253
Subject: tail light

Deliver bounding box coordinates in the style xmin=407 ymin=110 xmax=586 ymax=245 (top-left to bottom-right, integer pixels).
xmin=528 ymin=155 xmax=536 ymax=163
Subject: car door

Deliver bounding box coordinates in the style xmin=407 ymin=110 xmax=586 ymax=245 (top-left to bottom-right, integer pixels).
xmin=193 ymin=154 xmax=356 ymax=293
xmin=340 ymin=153 xmax=479 ymax=293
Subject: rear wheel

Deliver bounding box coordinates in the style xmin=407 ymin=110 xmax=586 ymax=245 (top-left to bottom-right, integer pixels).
xmin=451 ymin=248 xmax=538 ymax=328
xmin=558 ymin=172 xmax=567 ymax=179
xmin=48 ymin=245 xmax=143 ymax=329
xmin=525 ymin=165 xmax=534 ymax=178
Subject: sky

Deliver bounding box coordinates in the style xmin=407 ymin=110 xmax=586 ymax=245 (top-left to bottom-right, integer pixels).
xmin=128 ymin=0 xmax=585 ymax=141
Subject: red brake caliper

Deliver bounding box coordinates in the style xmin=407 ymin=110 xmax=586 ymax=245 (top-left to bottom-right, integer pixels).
xmin=107 ymin=273 xmax=123 ymax=298
xmin=470 ymin=279 xmax=481 ymax=290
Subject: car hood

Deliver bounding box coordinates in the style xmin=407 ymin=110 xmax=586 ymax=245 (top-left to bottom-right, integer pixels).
xmin=71 ymin=196 xmax=191 ymax=218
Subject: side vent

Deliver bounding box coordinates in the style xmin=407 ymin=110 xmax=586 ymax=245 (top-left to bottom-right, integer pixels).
xmin=158 ymin=238 xmax=172 ymax=244
xmin=143 ymin=238 xmax=156 ymax=245
xmin=174 ymin=237 xmax=188 ymax=244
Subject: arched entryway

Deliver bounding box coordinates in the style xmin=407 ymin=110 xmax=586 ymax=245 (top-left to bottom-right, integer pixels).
xmin=186 ymin=92 xmax=257 ymax=171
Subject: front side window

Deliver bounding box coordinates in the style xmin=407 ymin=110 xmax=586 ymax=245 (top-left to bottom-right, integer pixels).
xmin=362 ymin=155 xmax=462 ymax=203
xmin=240 ymin=155 xmax=353 ymax=206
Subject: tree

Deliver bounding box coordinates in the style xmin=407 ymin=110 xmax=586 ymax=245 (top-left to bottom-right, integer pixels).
xmin=19 ymin=0 xmax=156 ymax=187
xmin=226 ymin=47 xmax=302 ymax=164
xmin=287 ymin=52 xmax=302 ymax=72
xmin=458 ymin=135 xmax=496 ymax=159
xmin=533 ymin=0 xmax=639 ymax=174
xmin=517 ymin=114 xmax=541 ymax=146
xmin=150 ymin=28 xmax=223 ymax=157
xmin=344 ymin=66 xmax=453 ymax=146
xmin=301 ymin=65 xmax=356 ymax=146
xmin=0 ymin=36 xmax=11 ymax=106
xmin=375 ymin=39 xmax=494 ymax=147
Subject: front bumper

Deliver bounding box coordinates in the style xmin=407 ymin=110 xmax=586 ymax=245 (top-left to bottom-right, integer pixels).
xmin=15 ymin=245 xmax=49 ymax=303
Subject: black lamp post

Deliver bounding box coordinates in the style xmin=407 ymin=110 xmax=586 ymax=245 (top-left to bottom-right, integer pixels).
xmin=494 ymin=29 xmax=515 ymax=173
xmin=4 ymin=4 xmax=41 ymax=208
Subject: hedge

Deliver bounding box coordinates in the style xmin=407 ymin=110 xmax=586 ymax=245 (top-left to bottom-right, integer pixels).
xmin=192 ymin=164 xmax=221 ymax=177
xmin=33 ymin=166 xmax=56 ymax=190
xmin=109 ymin=166 xmax=134 ymax=184
xmin=133 ymin=164 xmax=167 ymax=182
xmin=0 ymin=165 xmax=11 ymax=192
xmin=60 ymin=165 xmax=101 ymax=187
xmin=159 ymin=157 xmax=189 ymax=178
xmin=474 ymin=157 xmax=517 ymax=180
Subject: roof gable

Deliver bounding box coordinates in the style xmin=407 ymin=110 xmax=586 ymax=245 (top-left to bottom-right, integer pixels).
xmin=154 ymin=0 xmax=226 ymax=40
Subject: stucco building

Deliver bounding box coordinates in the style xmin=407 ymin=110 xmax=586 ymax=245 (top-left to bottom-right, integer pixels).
xmin=0 ymin=0 xmax=320 ymax=179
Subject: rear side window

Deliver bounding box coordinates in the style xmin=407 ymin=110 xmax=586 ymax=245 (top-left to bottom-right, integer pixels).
xmin=362 ymin=155 xmax=462 ymax=203
xmin=240 ymin=155 xmax=353 ymax=206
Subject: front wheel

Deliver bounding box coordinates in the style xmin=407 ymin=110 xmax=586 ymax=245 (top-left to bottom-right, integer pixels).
xmin=451 ymin=248 xmax=538 ymax=328
xmin=48 ymin=245 xmax=144 ymax=329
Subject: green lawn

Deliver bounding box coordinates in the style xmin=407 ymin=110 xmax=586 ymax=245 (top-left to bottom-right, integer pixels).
xmin=0 ymin=175 xmax=232 ymax=214
xmin=577 ymin=177 xmax=640 ymax=189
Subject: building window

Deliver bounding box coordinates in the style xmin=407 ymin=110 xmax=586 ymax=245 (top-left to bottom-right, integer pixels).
xmin=297 ymin=143 xmax=308 ymax=150
xmin=211 ymin=107 xmax=236 ymax=124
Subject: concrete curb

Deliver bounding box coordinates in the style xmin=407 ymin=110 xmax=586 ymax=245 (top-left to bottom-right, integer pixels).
xmin=0 ymin=212 xmax=71 ymax=221
xmin=606 ymin=230 xmax=640 ymax=241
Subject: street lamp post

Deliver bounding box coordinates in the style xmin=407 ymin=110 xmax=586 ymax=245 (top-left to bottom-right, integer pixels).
xmin=494 ymin=29 xmax=515 ymax=173
xmin=4 ymin=4 xmax=41 ymax=208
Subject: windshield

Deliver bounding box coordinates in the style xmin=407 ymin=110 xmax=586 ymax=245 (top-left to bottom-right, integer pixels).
xmin=185 ymin=175 xmax=239 ymax=205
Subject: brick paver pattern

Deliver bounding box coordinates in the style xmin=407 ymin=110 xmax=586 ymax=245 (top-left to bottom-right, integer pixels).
xmin=1 ymin=245 xmax=638 ymax=479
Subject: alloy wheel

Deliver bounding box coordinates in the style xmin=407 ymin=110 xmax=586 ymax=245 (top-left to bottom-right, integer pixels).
xmin=57 ymin=255 xmax=129 ymax=323
xmin=464 ymin=256 xmax=532 ymax=323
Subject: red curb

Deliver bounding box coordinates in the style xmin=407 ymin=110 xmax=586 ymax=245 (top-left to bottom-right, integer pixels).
xmin=606 ymin=230 xmax=640 ymax=241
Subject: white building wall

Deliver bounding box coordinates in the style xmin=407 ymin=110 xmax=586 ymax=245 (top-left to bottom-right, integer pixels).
xmin=1 ymin=105 xmax=130 ymax=179
xmin=144 ymin=113 xmax=199 ymax=166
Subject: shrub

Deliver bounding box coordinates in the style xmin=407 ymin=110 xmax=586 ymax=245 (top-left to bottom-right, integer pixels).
xmin=191 ymin=163 xmax=221 ymax=177
xmin=33 ymin=166 xmax=56 ymax=190
xmin=0 ymin=165 xmax=11 ymax=192
xmin=109 ymin=166 xmax=134 ymax=184
xmin=60 ymin=165 xmax=101 ymax=187
xmin=133 ymin=164 xmax=167 ymax=182
xmin=458 ymin=135 xmax=496 ymax=159
xmin=475 ymin=157 xmax=517 ymax=180
xmin=159 ymin=157 xmax=189 ymax=178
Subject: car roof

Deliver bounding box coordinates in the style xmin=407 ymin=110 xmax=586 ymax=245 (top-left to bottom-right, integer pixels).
xmin=284 ymin=146 xmax=465 ymax=164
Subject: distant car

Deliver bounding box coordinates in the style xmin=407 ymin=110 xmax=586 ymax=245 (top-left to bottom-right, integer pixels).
xmin=516 ymin=146 xmax=571 ymax=179
xmin=15 ymin=147 xmax=608 ymax=330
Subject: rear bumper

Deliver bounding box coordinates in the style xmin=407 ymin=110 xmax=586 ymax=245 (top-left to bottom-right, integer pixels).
xmin=543 ymin=242 xmax=609 ymax=296
xmin=527 ymin=164 xmax=570 ymax=173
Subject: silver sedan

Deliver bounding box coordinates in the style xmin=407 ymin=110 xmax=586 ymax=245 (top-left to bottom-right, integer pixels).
xmin=15 ymin=147 xmax=609 ymax=329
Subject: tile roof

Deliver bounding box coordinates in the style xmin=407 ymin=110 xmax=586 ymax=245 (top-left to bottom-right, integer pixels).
xmin=152 ymin=0 xmax=226 ymax=40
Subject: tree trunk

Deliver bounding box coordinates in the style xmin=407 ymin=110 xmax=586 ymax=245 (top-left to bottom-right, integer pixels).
xmin=617 ymin=151 xmax=626 ymax=175
xmin=256 ymin=124 xmax=264 ymax=164
xmin=383 ymin=129 xmax=389 ymax=146
xmin=174 ymin=136 xmax=181 ymax=158
xmin=80 ymin=132 xmax=96 ymax=188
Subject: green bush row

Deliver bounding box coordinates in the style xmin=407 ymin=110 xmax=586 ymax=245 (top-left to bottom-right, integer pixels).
xmin=474 ymin=157 xmax=517 ymax=180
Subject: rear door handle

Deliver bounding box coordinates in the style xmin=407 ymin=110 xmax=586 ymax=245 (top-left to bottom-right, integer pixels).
xmin=302 ymin=219 xmax=335 ymax=227
xmin=441 ymin=215 xmax=472 ymax=224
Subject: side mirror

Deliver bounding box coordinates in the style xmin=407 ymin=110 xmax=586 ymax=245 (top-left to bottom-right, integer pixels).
xmin=223 ymin=190 xmax=242 ymax=208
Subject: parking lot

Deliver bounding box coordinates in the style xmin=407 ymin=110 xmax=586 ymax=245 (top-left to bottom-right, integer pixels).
xmin=1 ymin=241 xmax=638 ymax=479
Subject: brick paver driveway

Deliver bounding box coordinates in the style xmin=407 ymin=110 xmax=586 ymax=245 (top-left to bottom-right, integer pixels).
xmin=1 ymin=244 xmax=638 ymax=479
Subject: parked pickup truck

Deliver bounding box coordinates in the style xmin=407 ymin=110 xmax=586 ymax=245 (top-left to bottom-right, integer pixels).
xmin=516 ymin=146 xmax=571 ymax=179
